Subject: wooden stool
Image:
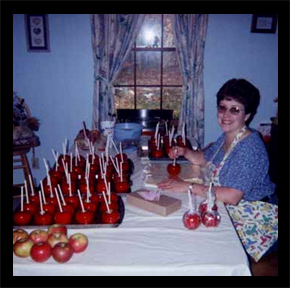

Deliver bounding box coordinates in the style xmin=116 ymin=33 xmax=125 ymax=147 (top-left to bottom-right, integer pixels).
xmin=13 ymin=145 xmax=34 ymax=194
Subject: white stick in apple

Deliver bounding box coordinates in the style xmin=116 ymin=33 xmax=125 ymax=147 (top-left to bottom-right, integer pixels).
xmin=187 ymin=188 xmax=193 ymax=212
xmin=101 ymin=191 xmax=111 ymax=213
xmin=77 ymin=189 xmax=85 ymax=213
xmin=24 ymin=180 xmax=30 ymax=204
xmin=110 ymin=138 xmax=119 ymax=155
xmin=57 ymin=184 xmax=67 ymax=207
xmin=28 ymin=174 xmax=35 ymax=196
xmin=40 ymin=180 xmax=47 ymax=205
xmin=54 ymin=187 xmax=63 ymax=212
xmin=39 ymin=190 xmax=45 ymax=215
xmin=21 ymin=186 xmax=24 ymax=211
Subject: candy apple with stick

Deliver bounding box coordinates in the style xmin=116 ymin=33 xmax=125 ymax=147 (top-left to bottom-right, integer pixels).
xmin=40 ymin=180 xmax=56 ymax=215
xmin=56 ymin=185 xmax=75 ymax=215
xmin=75 ymin=190 xmax=95 ymax=224
xmin=101 ymin=191 xmax=120 ymax=224
xmin=28 ymin=175 xmax=40 ymax=205
xmin=13 ymin=186 xmax=32 ymax=226
xmin=201 ymin=183 xmax=221 ymax=227
xmin=167 ymin=158 xmax=181 ymax=176
xmin=53 ymin=187 xmax=72 ymax=225
xmin=22 ymin=181 xmax=38 ymax=216
xmin=34 ymin=191 xmax=53 ymax=226
xmin=183 ymin=188 xmax=201 ymax=230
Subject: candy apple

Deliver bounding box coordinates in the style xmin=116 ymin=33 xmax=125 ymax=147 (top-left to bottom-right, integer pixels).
xmin=30 ymin=242 xmax=52 ymax=262
xmin=13 ymin=210 xmax=32 ymax=226
xmin=47 ymin=195 xmax=59 ymax=207
xmin=83 ymin=201 xmax=97 ymax=213
xmin=29 ymin=229 xmax=49 ymax=244
xmin=151 ymin=148 xmax=163 ymax=158
xmin=13 ymin=229 xmax=29 ymax=245
xmin=96 ymin=180 xmax=107 ymax=194
xmin=114 ymin=181 xmax=130 ymax=193
xmin=49 ymin=170 xmax=63 ymax=182
xmin=58 ymin=203 xmax=75 ymax=216
xmin=198 ymin=200 xmax=218 ymax=215
xmin=34 ymin=211 xmax=53 ymax=226
xmin=42 ymin=202 xmax=56 ymax=215
xmin=90 ymin=193 xmax=100 ymax=204
xmin=167 ymin=163 xmax=181 ymax=175
xmin=54 ymin=211 xmax=72 ymax=225
xmin=47 ymin=232 xmax=69 ymax=248
xmin=71 ymin=164 xmax=84 ymax=175
xmin=52 ymin=242 xmax=74 ymax=263
xmin=101 ymin=210 xmax=120 ymax=224
xmin=75 ymin=210 xmax=95 ymax=224
xmin=65 ymin=195 xmax=79 ymax=209
xmin=60 ymin=180 xmax=77 ymax=196
xmin=48 ymin=224 xmax=68 ymax=236
xmin=100 ymin=202 xmax=118 ymax=213
xmin=201 ymin=211 xmax=221 ymax=227
xmin=115 ymin=153 xmax=128 ymax=162
xmin=183 ymin=211 xmax=201 ymax=230
xmin=69 ymin=233 xmax=89 ymax=253
xmin=29 ymin=193 xmax=40 ymax=205
xmin=23 ymin=201 xmax=38 ymax=216
xmin=13 ymin=238 xmax=34 ymax=258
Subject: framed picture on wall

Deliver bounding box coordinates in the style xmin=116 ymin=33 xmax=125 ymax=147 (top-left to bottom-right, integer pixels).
xmin=251 ymin=14 xmax=278 ymax=34
xmin=25 ymin=14 xmax=50 ymax=52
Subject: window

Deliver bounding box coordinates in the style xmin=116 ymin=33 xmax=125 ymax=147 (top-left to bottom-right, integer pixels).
xmin=113 ymin=14 xmax=183 ymax=118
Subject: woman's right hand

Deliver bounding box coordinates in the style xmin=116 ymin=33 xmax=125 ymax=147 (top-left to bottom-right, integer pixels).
xmin=168 ymin=146 xmax=187 ymax=159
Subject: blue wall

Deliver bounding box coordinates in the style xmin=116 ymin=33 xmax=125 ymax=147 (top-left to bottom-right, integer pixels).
xmin=13 ymin=14 xmax=278 ymax=185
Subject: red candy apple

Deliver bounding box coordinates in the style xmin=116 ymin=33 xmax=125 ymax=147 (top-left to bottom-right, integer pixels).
xmin=34 ymin=211 xmax=53 ymax=226
xmin=30 ymin=242 xmax=52 ymax=263
xmin=75 ymin=210 xmax=95 ymax=224
xmin=101 ymin=210 xmax=120 ymax=224
xmin=183 ymin=210 xmax=201 ymax=230
xmin=114 ymin=181 xmax=130 ymax=193
xmin=13 ymin=210 xmax=32 ymax=226
xmin=13 ymin=238 xmax=34 ymax=258
xmin=167 ymin=162 xmax=181 ymax=175
xmin=69 ymin=233 xmax=89 ymax=253
xmin=198 ymin=200 xmax=218 ymax=215
xmin=54 ymin=211 xmax=72 ymax=225
xmin=201 ymin=211 xmax=221 ymax=227
xmin=52 ymin=242 xmax=74 ymax=263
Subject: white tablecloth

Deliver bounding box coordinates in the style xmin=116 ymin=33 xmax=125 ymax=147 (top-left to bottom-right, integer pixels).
xmin=13 ymin=151 xmax=251 ymax=276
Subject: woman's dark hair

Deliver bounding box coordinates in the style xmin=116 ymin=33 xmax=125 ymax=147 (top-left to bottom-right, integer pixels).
xmin=216 ymin=78 xmax=260 ymax=125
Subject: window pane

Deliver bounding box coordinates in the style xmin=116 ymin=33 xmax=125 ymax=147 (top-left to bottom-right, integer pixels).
xmin=113 ymin=52 xmax=134 ymax=85
xmin=137 ymin=87 xmax=160 ymax=109
xmin=162 ymin=87 xmax=183 ymax=118
xmin=114 ymin=87 xmax=135 ymax=110
xmin=136 ymin=14 xmax=161 ymax=48
xmin=163 ymin=14 xmax=175 ymax=47
xmin=136 ymin=52 xmax=161 ymax=85
xmin=163 ymin=52 xmax=183 ymax=85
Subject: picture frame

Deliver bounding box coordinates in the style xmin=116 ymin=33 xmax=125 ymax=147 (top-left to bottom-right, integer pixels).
xmin=251 ymin=14 xmax=278 ymax=34
xmin=25 ymin=14 xmax=50 ymax=52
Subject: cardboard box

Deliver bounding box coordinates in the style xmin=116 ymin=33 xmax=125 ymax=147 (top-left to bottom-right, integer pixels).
xmin=127 ymin=192 xmax=181 ymax=216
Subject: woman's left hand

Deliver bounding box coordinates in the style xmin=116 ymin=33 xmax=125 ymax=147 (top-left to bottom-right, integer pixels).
xmin=157 ymin=178 xmax=189 ymax=193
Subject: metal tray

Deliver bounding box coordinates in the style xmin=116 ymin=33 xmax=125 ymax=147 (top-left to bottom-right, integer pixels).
xmin=13 ymin=195 xmax=125 ymax=229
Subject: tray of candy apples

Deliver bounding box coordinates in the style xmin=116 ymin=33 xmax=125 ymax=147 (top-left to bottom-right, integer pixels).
xmin=148 ymin=123 xmax=192 ymax=161
xmin=13 ymin=140 xmax=136 ymax=229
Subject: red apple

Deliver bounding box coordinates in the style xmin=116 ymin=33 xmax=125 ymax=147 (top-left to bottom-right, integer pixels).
xmin=42 ymin=202 xmax=56 ymax=215
xmin=13 ymin=210 xmax=32 ymax=226
xmin=151 ymin=149 xmax=163 ymax=158
xmin=51 ymin=242 xmax=74 ymax=263
xmin=69 ymin=233 xmax=89 ymax=253
xmin=198 ymin=200 xmax=218 ymax=215
xmin=47 ymin=232 xmax=68 ymax=248
xmin=30 ymin=242 xmax=52 ymax=262
xmin=183 ymin=211 xmax=201 ymax=230
xmin=83 ymin=201 xmax=98 ymax=213
xmin=23 ymin=202 xmax=38 ymax=215
xmin=100 ymin=202 xmax=118 ymax=213
xmin=13 ymin=238 xmax=34 ymax=258
xmin=114 ymin=181 xmax=130 ymax=193
xmin=29 ymin=229 xmax=49 ymax=244
xmin=48 ymin=224 xmax=68 ymax=236
xmin=13 ymin=229 xmax=29 ymax=245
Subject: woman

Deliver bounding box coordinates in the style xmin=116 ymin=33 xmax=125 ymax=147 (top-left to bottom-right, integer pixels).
xmin=158 ymin=78 xmax=275 ymax=205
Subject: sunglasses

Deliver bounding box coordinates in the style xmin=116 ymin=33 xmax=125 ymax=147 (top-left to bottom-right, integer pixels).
xmin=217 ymin=105 xmax=245 ymax=115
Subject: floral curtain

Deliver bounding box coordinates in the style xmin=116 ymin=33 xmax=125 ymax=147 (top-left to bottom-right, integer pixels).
xmin=173 ymin=14 xmax=208 ymax=148
xmin=90 ymin=14 xmax=145 ymax=129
